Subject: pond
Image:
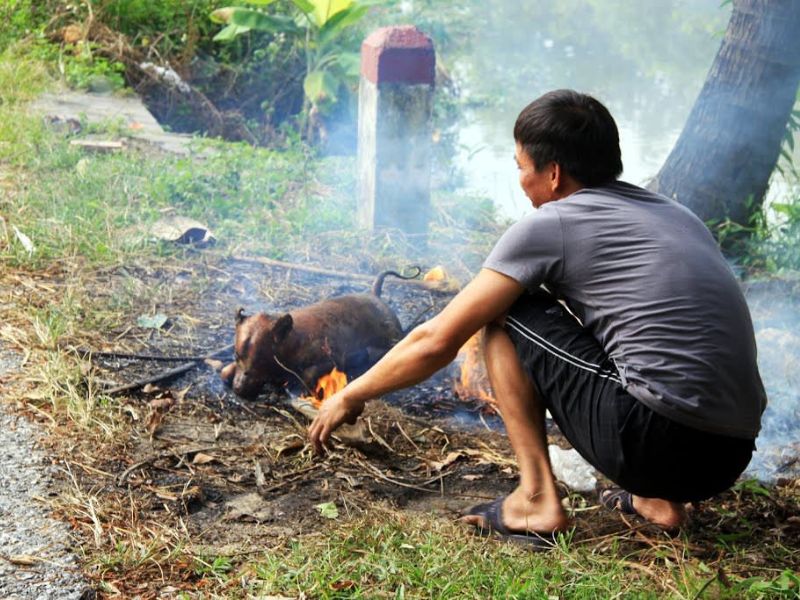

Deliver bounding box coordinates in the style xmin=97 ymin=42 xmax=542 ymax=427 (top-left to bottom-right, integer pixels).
xmin=428 ymin=0 xmax=731 ymax=218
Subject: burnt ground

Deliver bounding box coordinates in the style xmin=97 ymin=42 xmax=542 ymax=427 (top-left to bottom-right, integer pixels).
xmin=5 ymin=253 xmax=800 ymax=595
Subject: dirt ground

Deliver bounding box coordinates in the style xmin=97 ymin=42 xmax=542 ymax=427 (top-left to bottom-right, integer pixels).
xmin=8 ymin=255 xmax=800 ymax=595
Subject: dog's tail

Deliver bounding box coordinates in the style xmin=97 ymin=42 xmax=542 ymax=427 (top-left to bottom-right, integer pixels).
xmin=371 ymin=267 xmax=422 ymax=297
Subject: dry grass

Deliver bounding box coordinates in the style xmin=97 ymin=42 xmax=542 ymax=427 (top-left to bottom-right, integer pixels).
xmin=1 ymin=259 xmax=798 ymax=599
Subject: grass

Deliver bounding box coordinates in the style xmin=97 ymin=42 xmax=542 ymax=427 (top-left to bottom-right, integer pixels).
xmin=1 ymin=42 xmax=798 ymax=600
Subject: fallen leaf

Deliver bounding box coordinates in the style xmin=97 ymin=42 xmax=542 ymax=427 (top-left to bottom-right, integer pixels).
xmin=137 ymin=313 xmax=168 ymax=329
xmin=430 ymin=451 xmax=463 ymax=471
xmin=314 ymin=501 xmax=338 ymax=519
xmin=205 ymin=358 xmax=224 ymax=371
xmin=330 ymin=580 xmax=356 ymax=591
xmin=144 ymin=396 xmax=175 ymax=437
xmin=142 ymin=383 xmax=162 ymax=394
xmin=149 ymin=215 xmax=216 ymax=245
xmin=273 ymin=435 xmax=306 ymax=457
xmin=192 ymin=452 xmax=216 ymax=465
xmin=122 ymin=405 xmax=141 ymax=421
xmin=462 ymin=474 xmax=483 ymax=481
xmin=148 ymin=396 xmax=175 ymax=411
xmin=12 ymin=225 xmax=35 ymax=255
xmin=9 ymin=554 xmax=40 ymax=566
xmin=174 ymin=384 xmax=191 ymax=402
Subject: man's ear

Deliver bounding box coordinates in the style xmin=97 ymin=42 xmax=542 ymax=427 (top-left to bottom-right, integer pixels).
xmin=272 ymin=314 xmax=293 ymax=343
xmin=549 ymin=161 xmax=561 ymax=192
xmin=235 ymin=307 xmax=247 ymax=325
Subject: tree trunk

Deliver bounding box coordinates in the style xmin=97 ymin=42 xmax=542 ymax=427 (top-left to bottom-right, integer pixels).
xmin=651 ymin=0 xmax=800 ymax=227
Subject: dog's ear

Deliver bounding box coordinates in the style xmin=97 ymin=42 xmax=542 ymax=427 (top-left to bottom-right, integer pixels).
xmin=272 ymin=313 xmax=293 ymax=343
xmin=235 ymin=307 xmax=247 ymax=325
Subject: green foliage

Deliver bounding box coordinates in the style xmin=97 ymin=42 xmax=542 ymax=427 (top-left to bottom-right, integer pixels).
xmin=194 ymin=555 xmax=233 ymax=580
xmin=61 ymin=43 xmax=127 ymax=92
xmin=0 ymin=49 xmax=51 ymax=165
xmin=735 ymin=570 xmax=800 ymax=599
xmin=210 ymin=0 xmax=377 ymax=133
xmin=0 ymin=0 xmax=52 ymax=51
xmin=97 ymin=0 xmax=226 ymax=58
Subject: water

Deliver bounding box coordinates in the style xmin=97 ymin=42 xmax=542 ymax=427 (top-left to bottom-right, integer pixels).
xmin=439 ymin=0 xmax=730 ymax=218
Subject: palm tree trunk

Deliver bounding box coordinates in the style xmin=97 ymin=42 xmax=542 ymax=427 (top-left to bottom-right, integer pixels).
xmin=651 ymin=0 xmax=800 ymax=227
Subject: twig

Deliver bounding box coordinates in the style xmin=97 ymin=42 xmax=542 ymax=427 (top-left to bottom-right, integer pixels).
xmin=101 ymin=343 xmax=232 ymax=396
xmin=70 ymin=346 xmax=230 ymax=362
xmin=116 ymin=446 xmax=222 ymax=485
xmin=242 ymin=256 xmax=454 ymax=293
xmin=254 ymin=464 xmax=323 ymax=498
xmin=394 ymin=421 xmax=421 ymax=453
xmin=273 ymin=356 xmax=314 ymax=396
xmin=355 ymin=458 xmax=438 ymax=494
xmin=366 ymin=417 xmax=395 ymax=454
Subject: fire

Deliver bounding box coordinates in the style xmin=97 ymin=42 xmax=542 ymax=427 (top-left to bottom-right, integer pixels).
xmin=423 ymin=265 xmax=448 ymax=282
xmin=422 ymin=265 xmax=461 ymax=292
xmin=308 ymin=367 xmax=348 ymax=407
xmin=454 ymin=333 xmax=496 ymax=406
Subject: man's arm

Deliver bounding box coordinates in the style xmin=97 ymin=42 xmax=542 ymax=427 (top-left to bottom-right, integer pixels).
xmin=308 ymin=268 xmax=525 ymax=452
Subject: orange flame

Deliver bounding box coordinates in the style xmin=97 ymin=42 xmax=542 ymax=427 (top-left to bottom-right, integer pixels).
xmin=454 ymin=333 xmax=496 ymax=406
xmin=423 ymin=266 xmax=447 ymax=282
xmin=308 ymin=367 xmax=348 ymax=408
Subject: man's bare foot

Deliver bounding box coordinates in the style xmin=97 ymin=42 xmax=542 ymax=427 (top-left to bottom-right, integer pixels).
xmin=632 ymin=496 xmax=688 ymax=530
xmin=600 ymin=488 xmax=688 ymax=531
xmin=462 ymin=485 xmax=569 ymax=534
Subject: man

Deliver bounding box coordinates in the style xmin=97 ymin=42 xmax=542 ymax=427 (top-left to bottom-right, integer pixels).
xmin=308 ymin=89 xmax=766 ymax=544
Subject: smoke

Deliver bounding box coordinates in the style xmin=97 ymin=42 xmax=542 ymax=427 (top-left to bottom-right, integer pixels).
xmin=744 ymin=281 xmax=800 ymax=482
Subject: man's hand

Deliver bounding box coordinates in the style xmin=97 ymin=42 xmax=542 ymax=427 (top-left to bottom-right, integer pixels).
xmin=307 ymin=392 xmax=365 ymax=454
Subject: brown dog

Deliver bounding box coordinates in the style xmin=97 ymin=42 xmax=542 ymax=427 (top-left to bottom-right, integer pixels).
xmin=220 ymin=271 xmax=413 ymax=399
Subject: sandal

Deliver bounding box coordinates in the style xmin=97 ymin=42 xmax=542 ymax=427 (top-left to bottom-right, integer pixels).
xmin=464 ymin=496 xmax=559 ymax=550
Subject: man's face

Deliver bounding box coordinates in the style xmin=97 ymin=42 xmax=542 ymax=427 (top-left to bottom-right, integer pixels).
xmin=515 ymin=142 xmax=557 ymax=208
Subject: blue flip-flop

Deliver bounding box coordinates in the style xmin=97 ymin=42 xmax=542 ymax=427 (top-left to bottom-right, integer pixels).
xmin=464 ymin=496 xmax=559 ymax=550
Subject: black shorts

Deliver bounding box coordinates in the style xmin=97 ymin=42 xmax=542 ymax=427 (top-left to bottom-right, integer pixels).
xmin=504 ymin=291 xmax=754 ymax=503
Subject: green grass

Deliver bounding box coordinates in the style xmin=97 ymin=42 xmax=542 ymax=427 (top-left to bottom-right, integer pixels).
xmin=237 ymin=510 xmax=787 ymax=599
xmin=0 ymin=50 xmax=499 ymax=275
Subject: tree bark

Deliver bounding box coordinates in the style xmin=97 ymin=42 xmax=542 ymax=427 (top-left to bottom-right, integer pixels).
xmin=651 ymin=0 xmax=800 ymax=226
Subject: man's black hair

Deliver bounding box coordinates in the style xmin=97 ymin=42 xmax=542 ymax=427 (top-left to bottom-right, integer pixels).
xmin=514 ymin=89 xmax=623 ymax=187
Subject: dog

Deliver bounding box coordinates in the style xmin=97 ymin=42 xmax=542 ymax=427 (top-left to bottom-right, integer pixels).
xmin=221 ymin=270 xmax=416 ymax=399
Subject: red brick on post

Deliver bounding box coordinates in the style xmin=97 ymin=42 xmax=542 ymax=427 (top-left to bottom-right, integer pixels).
xmin=357 ymin=26 xmax=435 ymax=237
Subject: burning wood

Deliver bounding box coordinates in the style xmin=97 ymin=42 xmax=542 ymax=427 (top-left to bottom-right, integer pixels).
xmin=454 ymin=333 xmax=495 ymax=406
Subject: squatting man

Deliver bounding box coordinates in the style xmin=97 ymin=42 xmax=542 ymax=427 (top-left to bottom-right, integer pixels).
xmin=308 ymin=89 xmax=766 ymax=545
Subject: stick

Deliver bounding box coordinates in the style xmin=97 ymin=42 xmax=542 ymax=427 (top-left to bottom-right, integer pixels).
xmin=244 ymin=256 xmax=454 ymax=293
xmin=102 ymin=343 xmax=232 ymax=396
xmin=70 ymin=346 xmax=228 ymax=362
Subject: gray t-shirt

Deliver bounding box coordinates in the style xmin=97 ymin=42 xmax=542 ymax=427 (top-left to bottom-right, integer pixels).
xmin=484 ymin=181 xmax=766 ymax=439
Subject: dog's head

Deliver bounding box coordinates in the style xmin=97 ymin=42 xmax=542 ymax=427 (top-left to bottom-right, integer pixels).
xmin=231 ymin=307 xmax=294 ymax=399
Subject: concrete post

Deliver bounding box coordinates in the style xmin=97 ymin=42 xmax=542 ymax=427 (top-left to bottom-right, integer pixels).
xmin=357 ymin=26 xmax=435 ymax=237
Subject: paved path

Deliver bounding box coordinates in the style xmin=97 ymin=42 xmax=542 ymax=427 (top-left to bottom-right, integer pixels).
xmin=0 ymin=349 xmax=89 ymax=599
xmin=31 ymin=90 xmax=192 ymax=154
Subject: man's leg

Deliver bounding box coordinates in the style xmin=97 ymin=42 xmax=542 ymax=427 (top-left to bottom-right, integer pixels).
xmin=461 ymin=322 xmax=568 ymax=534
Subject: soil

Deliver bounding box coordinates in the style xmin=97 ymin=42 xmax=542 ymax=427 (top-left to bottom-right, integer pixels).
xmin=7 ymin=255 xmax=800 ymax=595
